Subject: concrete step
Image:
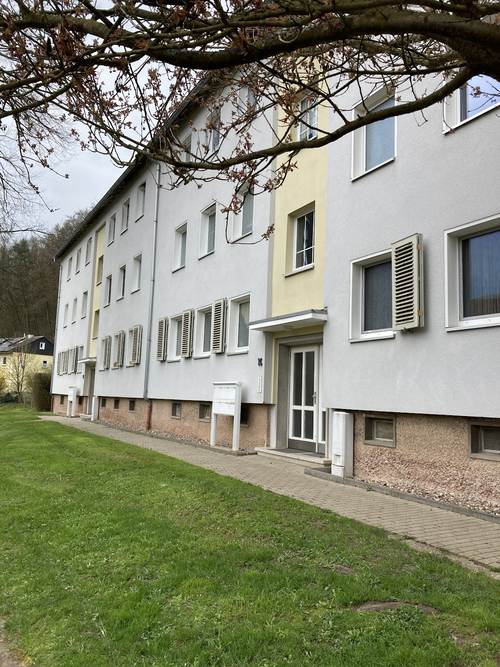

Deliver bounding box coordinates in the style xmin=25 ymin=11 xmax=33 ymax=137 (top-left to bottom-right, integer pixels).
xmin=79 ymin=413 xmax=92 ymax=421
xmin=255 ymin=447 xmax=331 ymax=468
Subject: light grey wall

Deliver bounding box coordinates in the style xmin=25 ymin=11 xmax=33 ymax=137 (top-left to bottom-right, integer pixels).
xmin=324 ymin=91 xmax=500 ymax=418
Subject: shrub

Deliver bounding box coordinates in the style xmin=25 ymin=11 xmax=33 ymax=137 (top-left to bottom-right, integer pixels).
xmin=31 ymin=373 xmax=52 ymax=412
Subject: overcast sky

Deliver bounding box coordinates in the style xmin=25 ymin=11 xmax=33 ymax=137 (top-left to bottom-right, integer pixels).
xmin=34 ymin=147 xmax=122 ymax=230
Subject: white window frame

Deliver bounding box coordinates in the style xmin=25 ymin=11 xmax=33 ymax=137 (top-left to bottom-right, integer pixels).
xmin=108 ymin=214 xmax=116 ymax=245
xmin=298 ymin=95 xmax=318 ymax=141
xmin=66 ymin=257 xmax=72 ymax=281
xmin=200 ymin=203 xmax=217 ymax=258
xmin=350 ymin=249 xmax=395 ymax=342
xmin=81 ymin=291 xmax=88 ymax=319
xmin=227 ymin=293 xmax=250 ymax=355
xmin=443 ymin=76 xmax=500 ymax=132
xmin=118 ymin=265 xmax=126 ymax=300
xmin=96 ymin=255 xmax=103 ymax=285
xmin=121 ymin=199 xmax=130 ymax=233
xmin=351 ymin=89 xmax=397 ymax=180
xmin=85 ymin=237 xmax=92 ymax=264
xmin=209 ymin=107 xmax=221 ymax=151
xmin=63 ymin=303 xmax=69 ymax=327
xmin=71 ymin=298 xmax=77 ymax=323
xmin=167 ymin=316 xmax=183 ymax=361
xmin=173 ymin=222 xmax=187 ymax=271
xmin=194 ymin=306 xmax=212 ymax=358
xmin=292 ymin=208 xmax=315 ymax=272
xmin=136 ymin=182 xmax=146 ymax=220
xmin=75 ymin=248 xmax=81 ymax=273
xmin=132 ymin=254 xmax=142 ymax=292
xmin=232 ymin=186 xmax=254 ymax=241
xmin=104 ymin=274 xmax=112 ymax=306
xmin=445 ymin=214 xmax=500 ymax=332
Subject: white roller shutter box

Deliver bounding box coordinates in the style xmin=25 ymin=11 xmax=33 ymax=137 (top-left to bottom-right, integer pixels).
xmin=391 ymin=233 xmax=424 ymax=330
xmin=211 ymin=299 xmax=226 ymax=354
xmin=157 ymin=318 xmax=168 ymax=361
xmin=181 ymin=310 xmax=193 ymax=358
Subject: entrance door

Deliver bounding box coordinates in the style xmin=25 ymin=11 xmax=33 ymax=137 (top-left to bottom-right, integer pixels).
xmin=86 ymin=366 xmax=95 ymax=415
xmin=288 ymin=346 xmax=323 ymax=454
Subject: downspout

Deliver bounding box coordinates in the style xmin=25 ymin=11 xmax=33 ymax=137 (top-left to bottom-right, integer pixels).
xmin=143 ymin=161 xmax=161 ymax=430
xmin=50 ymin=262 xmax=63 ymax=411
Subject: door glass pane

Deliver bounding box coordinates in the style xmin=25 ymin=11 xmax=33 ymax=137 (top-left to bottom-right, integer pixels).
xmin=304 ymin=351 xmax=315 ymax=406
xmin=363 ymin=260 xmax=392 ymax=331
xmin=292 ymin=410 xmax=302 ymax=438
xmin=304 ymin=411 xmax=314 ymax=440
xmin=365 ymin=97 xmax=395 ymax=171
xmin=462 ymin=229 xmax=500 ymax=318
xmin=293 ymin=352 xmax=303 ymax=405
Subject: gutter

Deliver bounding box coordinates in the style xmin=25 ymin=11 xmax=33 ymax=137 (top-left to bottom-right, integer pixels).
xmin=50 ymin=264 xmax=63 ymax=406
xmin=143 ymin=162 xmax=161 ymax=418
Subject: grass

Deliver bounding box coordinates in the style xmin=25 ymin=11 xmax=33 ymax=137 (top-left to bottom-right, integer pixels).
xmin=0 ymin=406 xmax=499 ymax=666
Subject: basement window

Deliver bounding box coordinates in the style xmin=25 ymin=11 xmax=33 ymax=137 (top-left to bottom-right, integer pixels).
xmin=199 ymin=402 xmax=211 ymax=421
xmin=101 ymin=397 xmax=107 ymax=408
xmin=240 ymin=403 xmax=250 ymax=426
xmin=60 ymin=395 xmax=65 ymax=405
xmin=364 ymin=415 xmax=395 ymax=447
xmin=129 ymin=400 xmax=136 ymax=412
xmin=171 ymin=401 xmax=181 ymax=418
xmin=114 ymin=399 xmax=120 ymax=410
xmin=471 ymin=425 xmax=500 ymax=459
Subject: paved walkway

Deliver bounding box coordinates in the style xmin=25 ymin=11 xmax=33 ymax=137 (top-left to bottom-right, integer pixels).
xmin=43 ymin=416 xmax=500 ymax=575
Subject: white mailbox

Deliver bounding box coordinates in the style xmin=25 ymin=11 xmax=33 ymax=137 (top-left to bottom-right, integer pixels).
xmin=331 ymin=411 xmax=354 ymax=478
xmin=67 ymin=386 xmax=78 ymax=418
xmin=210 ymin=382 xmax=242 ymax=451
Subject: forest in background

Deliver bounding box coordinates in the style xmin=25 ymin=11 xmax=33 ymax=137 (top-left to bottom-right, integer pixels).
xmin=0 ymin=210 xmax=88 ymax=341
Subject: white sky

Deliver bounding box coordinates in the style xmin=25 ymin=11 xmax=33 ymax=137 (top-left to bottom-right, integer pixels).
xmin=34 ymin=147 xmax=122 ymax=230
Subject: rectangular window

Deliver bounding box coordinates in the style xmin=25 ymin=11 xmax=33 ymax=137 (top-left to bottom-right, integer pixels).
xmin=174 ymin=223 xmax=187 ymax=270
xmin=60 ymin=395 xmax=65 ymax=405
xmin=85 ymin=237 xmax=92 ymax=264
xmin=363 ymin=260 xmax=392 ymax=332
xmin=114 ymin=399 xmax=120 ymax=410
xmin=136 ymin=182 xmax=146 ymax=219
xmin=201 ymin=205 xmax=216 ymax=257
xmin=132 ymin=254 xmax=142 ymax=292
xmin=121 ymin=200 xmax=130 ymax=232
xmin=353 ymin=92 xmax=395 ymax=178
xmin=210 ymin=108 xmax=221 ymax=151
xmin=239 ymin=188 xmax=254 ymax=238
xmin=75 ymin=248 xmax=81 ymax=273
xmin=67 ymin=257 xmax=72 ymax=280
xmin=460 ymin=75 xmax=498 ymax=122
xmin=471 ymin=425 xmax=500 ymax=457
xmin=171 ymin=401 xmax=181 ymax=418
xmin=71 ymin=298 xmax=77 ymax=323
xmin=194 ymin=307 xmax=212 ymax=357
xmin=129 ymin=400 xmax=136 ymax=412
xmin=461 ymin=229 xmax=500 ymax=319
xmin=240 ymin=403 xmax=250 ymax=426
xmin=63 ymin=303 xmax=69 ymax=327
xmin=104 ymin=275 xmax=112 ymax=306
xmin=92 ymin=309 xmax=100 ymax=339
xmin=118 ymin=265 xmax=126 ymax=300
xmin=108 ymin=214 xmax=116 ymax=245
xmin=81 ymin=291 xmax=88 ymax=318
xmin=365 ymin=416 xmax=395 ymax=446
xmin=101 ymin=397 xmax=107 ymax=408
xmin=294 ymin=210 xmax=314 ymax=270
xmin=96 ymin=255 xmax=104 ymax=285
xmin=298 ymin=96 xmax=318 ymax=141
xmin=227 ymin=295 xmax=250 ymax=353
xmin=199 ymin=402 xmax=211 ymax=421
xmin=237 ymin=300 xmax=250 ymax=349
xmin=167 ymin=317 xmax=182 ymax=360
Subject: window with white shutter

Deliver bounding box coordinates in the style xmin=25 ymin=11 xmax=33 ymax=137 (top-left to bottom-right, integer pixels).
xmin=101 ymin=337 xmax=111 ymax=370
xmin=181 ymin=310 xmax=193 ymax=358
xmin=129 ymin=325 xmax=143 ymax=365
xmin=157 ymin=318 xmax=168 ymax=361
xmin=113 ymin=331 xmax=125 ymax=368
xmin=211 ymin=299 xmax=226 ymax=354
xmin=391 ymin=233 xmax=424 ymax=330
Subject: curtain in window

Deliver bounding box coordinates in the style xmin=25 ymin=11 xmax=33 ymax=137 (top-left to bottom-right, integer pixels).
xmin=462 ymin=229 xmax=500 ymax=317
xmin=363 ymin=260 xmax=392 ymax=331
xmin=365 ymin=97 xmax=395 ymax=171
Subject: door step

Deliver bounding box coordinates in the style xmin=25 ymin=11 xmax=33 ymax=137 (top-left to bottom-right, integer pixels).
xmin=79 ymin=413 xmax=92 ymax=421
xmin=255 ymin=447 xmax=331 ymax=468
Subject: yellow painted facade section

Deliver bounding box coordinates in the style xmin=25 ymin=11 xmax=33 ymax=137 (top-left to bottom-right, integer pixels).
xmin=89 ymin=225 xmax=105 ymax=359
xmin=0 ymin=352 xmax=53 ymax=393
xmin=271 ymin=104 xmax=328 ymax=317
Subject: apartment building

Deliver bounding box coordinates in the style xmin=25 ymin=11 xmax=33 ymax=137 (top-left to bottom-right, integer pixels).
xmin=52 ymin=75 xmax=500 ymax=513
xmin=52 ymin=85 xmax=275 ymax=449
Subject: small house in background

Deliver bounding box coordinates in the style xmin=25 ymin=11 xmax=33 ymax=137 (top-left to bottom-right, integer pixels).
xmin=0 ymin=335 xmax=54 ymax=396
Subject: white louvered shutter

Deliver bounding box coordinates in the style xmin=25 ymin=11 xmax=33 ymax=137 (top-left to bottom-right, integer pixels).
xmin=57 ymin=352 xmax=62 ymax=375
xmin=391 ymin=233 xmax=424 ymax=330
xmin=73 ymin=347 xmax=79 ymax=373
xmin=136 ymin=325 xmax=142 ymax=365
xmin=106 ymin=337 xmax=112 ymax=369
xmin=118 ymin=331 xmax=125 ymax=367
xmin=181 ymin=310 xmax=193 ymax=358
xmin=157 ymin=318 xmax=168 ymax=361
xmin=211 ymin=299 xmax=226 ymax=354
xmin=130 ymin=325 xmax=142 ymax=365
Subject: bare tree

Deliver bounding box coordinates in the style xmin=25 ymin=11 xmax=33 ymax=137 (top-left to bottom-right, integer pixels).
xmin=0 ymin=0 xmax=498 ymax=201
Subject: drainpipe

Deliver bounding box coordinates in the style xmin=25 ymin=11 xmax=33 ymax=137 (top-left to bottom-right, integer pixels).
xmin=143 ymin=161 xmax=161 ymax=429
xmin=50 ymin=263 xmax=62 ymax=410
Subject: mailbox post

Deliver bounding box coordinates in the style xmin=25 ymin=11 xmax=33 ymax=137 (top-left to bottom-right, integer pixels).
xmin=210 ymin=382 xmax=242 ymax=452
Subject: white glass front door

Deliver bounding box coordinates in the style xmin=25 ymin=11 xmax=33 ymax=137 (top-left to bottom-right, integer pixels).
xmin=288 ymin=346 xmax=324 ymax=454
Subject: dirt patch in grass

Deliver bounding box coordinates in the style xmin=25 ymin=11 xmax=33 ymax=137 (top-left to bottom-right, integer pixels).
xmin=356 ymin=601 xmax=437 ymax=614
xmin=0 ymin=621 xmax=22 ymax=667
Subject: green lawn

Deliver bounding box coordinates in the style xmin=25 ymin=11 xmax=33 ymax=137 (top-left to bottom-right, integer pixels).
xmin=0 ymin=407 xmax=499 ymax=666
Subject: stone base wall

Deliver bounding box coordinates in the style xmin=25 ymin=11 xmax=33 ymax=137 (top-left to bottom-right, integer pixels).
xmin=51 ymin=394 xmax=86 ymax=417
xmin=98 ymin=397 xmax=150 ymax=431
xmin=150 ymin=400 xmax=269 ymax=451
xmin=353 ymin=412 xmax=500 ymax=516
